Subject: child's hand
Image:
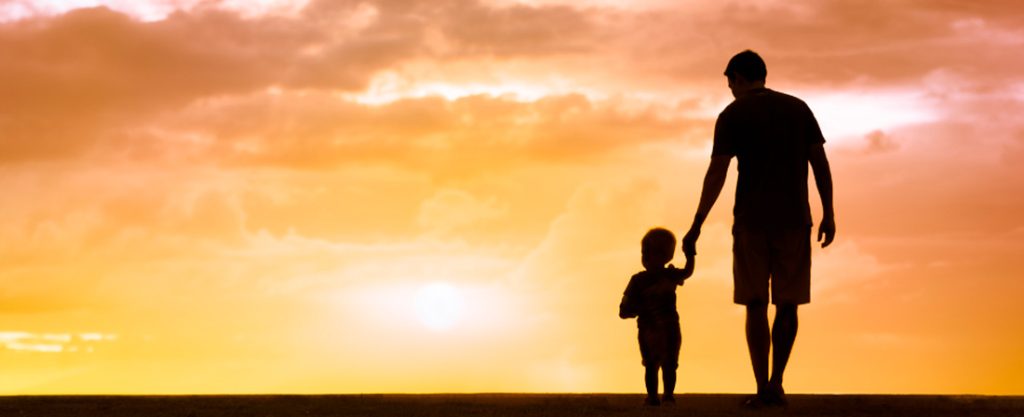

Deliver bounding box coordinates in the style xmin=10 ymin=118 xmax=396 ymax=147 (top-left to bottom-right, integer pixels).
xmin=619 ymin=295 xmax=638 ymax=319
xmin=679 ymin=254 xmax=696 ymax=281
xmin=668 ymin=257 xmax=695 ymax=284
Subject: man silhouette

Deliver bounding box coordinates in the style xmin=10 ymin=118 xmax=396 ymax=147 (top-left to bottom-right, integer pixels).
xmin=682 ymin=50 xmax=835 ymax=407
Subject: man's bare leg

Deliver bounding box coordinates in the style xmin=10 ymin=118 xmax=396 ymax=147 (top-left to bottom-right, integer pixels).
xmin=768 ymin=304 xmax=798 ymax=404
xmin=644 ymin=366 xmax=660 ymax=405
xmin=662 ymin=365 xmax=676 ymax=404
xmin=745 ymin=303 xmax=770 ymax=396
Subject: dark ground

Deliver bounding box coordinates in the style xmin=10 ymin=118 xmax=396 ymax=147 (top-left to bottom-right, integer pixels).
xmin=0 ymin=394 xmax=1021 ymax=417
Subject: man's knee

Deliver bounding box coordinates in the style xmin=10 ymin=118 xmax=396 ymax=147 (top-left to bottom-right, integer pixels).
xmin=775 ymin=304 xmax=798 ymax=319
xmin=746 ymin=302 xmax=768 ymax=316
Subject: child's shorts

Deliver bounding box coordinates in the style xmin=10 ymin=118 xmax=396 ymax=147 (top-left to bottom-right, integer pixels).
xmin=638 ymin=322 xmax=681 ymax=368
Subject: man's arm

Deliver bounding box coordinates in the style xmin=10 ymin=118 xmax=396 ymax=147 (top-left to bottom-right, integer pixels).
xmin=682 ymin=155 xmax=731 ymax=255
xmin=808 ymin=143 xmax=835 ymax=248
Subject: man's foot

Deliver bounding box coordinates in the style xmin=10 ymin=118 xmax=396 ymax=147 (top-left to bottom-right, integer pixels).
xmin=763 ymin=384 xmax=788 ymax=408
xmin=741 ymin=394 xmax=767 ymax=409
xmin=661 ymin=394 xmax=676 ymax=406
xmin=644 ymin=396 xmax=661 ymax=407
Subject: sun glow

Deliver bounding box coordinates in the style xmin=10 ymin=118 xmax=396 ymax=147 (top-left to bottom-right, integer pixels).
xmin=414 ymin=282 xmax=464 ymax=331
xmin=803 ymin=90 xmax=937 ymax=141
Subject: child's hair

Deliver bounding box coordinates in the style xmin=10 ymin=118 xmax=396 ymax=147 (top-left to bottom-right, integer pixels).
xmin=642 ymin=227 xmax=676 ymax=256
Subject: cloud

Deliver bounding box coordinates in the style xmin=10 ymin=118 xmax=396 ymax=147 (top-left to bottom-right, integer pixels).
xmin=438 ymin=0 xmax=596 ymax=57
xmin=0 ymin=2 xmax=426 ymax=162
xmin=512 ymin=179 xmax=667 ymax=289
xmin=148 ymin=91 xmax=696 ymax=175
xmin=7 ymin=0 xmax=1019 ymax=166
xmin=811 ymin=241 xmax=890 ymax=302
xmin=0 ymin=331 xmax=117 ymax=354
xmin=862 ymin=129 xmax=899 ymax=154
xmin=596 ymin=0 xmax=1024 ymax=90
xmin=417 ymin=188 xmax=506 ymax=234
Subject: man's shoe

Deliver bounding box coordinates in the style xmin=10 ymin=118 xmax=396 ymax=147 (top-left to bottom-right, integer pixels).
xmin=741 ymin=394 xmax=767 ymax=409
xmin=644 ymin=396 xmax=661 ymax=407
xmin=764 ymin=385 xmax=789 ymax=408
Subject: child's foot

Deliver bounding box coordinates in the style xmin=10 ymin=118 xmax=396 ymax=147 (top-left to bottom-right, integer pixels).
xmin=644 ymin=396 xmax=661 ymax=407
xmin=661 ymin=394 xmax=676 ymax=406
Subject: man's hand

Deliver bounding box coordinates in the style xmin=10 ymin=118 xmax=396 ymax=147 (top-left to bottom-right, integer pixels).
xmin=682 ymin=227 xmax=700 ymax=256
xmin=817 ymin=216 xmax=836 ymax=248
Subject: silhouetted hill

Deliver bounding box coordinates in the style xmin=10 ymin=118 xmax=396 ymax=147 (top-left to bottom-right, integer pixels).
xmin=1 ymin=393 xmax=1021 ymax=416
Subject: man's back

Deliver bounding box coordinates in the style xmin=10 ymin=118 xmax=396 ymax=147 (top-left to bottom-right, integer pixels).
xmin=712 ymin=88 xmax=825 ymax=231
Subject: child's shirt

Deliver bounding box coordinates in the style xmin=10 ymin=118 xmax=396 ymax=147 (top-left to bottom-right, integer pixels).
xmin=620 ymin=266 xmax=690 ymax=328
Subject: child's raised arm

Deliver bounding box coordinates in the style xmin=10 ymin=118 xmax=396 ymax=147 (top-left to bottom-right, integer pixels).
xmin=670 ymin=254 xmax=696 ymax=285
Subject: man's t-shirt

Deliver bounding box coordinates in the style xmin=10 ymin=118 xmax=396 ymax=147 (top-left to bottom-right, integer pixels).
xmin=712 ymin=87 xmax=826 ymax=231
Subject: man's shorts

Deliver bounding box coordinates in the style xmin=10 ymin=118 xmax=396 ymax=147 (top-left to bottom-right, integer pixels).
xmin=732 ymin=226 xmax=811 ymax=305
xmin=638 ymin=322 xmax=681 ymax=368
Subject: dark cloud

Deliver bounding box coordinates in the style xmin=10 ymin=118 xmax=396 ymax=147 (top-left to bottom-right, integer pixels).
xmin=0 ymin=0 xmax=607 ymax=163
xmin=610 ymin=0 xmax=1024 ymax=87
xmin=438 ymin=1 xmax=596 ymax=56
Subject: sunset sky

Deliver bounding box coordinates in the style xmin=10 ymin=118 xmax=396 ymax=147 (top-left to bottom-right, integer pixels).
xmin=1 ymin=0 xmax=1022 ymax=395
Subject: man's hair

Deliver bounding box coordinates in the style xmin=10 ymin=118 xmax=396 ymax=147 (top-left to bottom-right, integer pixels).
xmin=642 ymin=227 xmax=676 ymax=253
xmin=724 ymin=50 xmax=767 ymax=82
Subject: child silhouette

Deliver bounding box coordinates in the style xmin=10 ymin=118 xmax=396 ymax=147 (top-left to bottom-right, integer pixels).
xmin=619 ymin=227 xmax=695 ymax=406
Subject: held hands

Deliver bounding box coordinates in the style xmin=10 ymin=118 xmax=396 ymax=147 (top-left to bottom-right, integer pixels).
xmin=679 ymin=252 xmax=696 ymax=281
xmin=682 ymin=227 xmax=700 ymax=257
xmin=674 ymin=227 xmax=699 ymax=285
xmin=818 ymin=215 xmax=836 ymax=248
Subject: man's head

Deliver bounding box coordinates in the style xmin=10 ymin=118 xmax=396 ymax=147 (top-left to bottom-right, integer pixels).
xmin=724 ymin=50 xmax=767 ymax=98
xmin=641 ymin=227 xmax=676 ymax=270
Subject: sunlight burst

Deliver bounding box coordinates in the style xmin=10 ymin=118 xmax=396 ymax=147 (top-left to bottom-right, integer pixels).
xmin=414 ymin=282 xmax=464 ymax=331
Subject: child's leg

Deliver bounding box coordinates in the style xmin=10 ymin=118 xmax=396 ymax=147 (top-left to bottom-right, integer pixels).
xmin=663 ymin=323 xmax=682 ymax=401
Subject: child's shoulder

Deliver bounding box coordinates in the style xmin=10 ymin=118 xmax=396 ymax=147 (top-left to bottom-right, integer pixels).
xmin=629 ymin=269 xmax=653 ymax=282
xmin=625 ymin=270 xmax=650 ymax=289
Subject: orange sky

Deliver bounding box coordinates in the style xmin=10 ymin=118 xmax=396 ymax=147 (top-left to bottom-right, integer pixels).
xmin=0 ymin=0 xmax=1022 ymax=395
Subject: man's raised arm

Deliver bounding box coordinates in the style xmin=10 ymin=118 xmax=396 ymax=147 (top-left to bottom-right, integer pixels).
xmin=682 ymin=155 xmax=731 ymax=255
xmin=809 ymin=143 xmax=835 ymax=248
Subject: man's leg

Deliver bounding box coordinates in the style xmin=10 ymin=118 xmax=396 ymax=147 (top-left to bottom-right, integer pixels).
xmin=662 ymin=365 xmax=676 ymax=403
xmin=745 ymin=302 xmax=770 ymax=395
xmin=768 ymin=304 xmax=798 ymax=395
xmin=644 ymin=366 xmax=660 ymax=405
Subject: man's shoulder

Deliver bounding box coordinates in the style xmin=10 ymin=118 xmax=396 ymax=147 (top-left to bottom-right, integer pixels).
xmin=722 ymin=89 xmax=813 ymax=126
xmin=729 ymin=88 xmax=808 ymax=108
xmin=719 ymin=100 xmax=739 ymax=118
xmin=764 ymin=88 xmax=812 ymax=112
